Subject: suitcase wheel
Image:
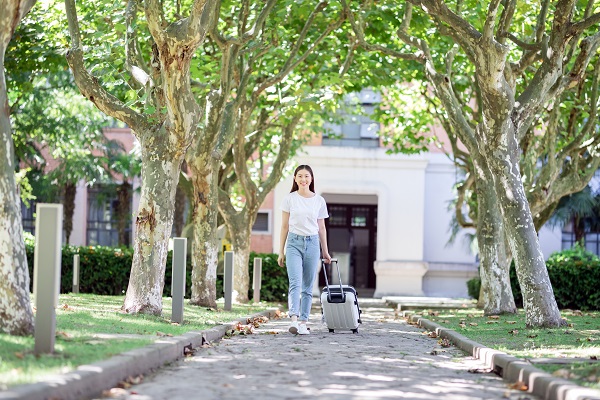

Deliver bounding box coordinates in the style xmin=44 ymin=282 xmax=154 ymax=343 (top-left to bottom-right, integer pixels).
xmin=352 ymin=329 xmax=359 ymax=334
xmin=329 ymin=329 xmax=335 ymax=333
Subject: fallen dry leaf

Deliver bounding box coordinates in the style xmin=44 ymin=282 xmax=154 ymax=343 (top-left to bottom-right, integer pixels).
xmin=14 ymin=352 xmax=24 ymax=359
xmin=486 ymin=321 xmax=499 ymax=324
xmin=508 ymin=329 xmax=519 ymax=335
xmin=507 ymin=381 xmax=528 ymax=391
xmin=527 ymin=334 xmax=538 ymax=338
xmin=428 ymin=311 xmax=439 ymax=316
xmin=438 ymin=338 xmax=452 ymax=347
xmin=102 ymin=388 xmax=129 ymax=398
xmin=553 ymin=369 xmax=577 ymax=379
xmin=469 ymin=322 xmax=478 ymax=326
xmin=488 ymin=315 xmax=500 ymax=320
xmin=183 ymin=343 xmax=195 ymax=357
xmin=56 ymin=331 xmax=72 ymax=339
xmin=506 ymin=321 xmax=517 ymax=324
xmin=428 ymin=331 xmax=438 ymax=338
xmin=156 ymin=331 xmax=173 ymax=337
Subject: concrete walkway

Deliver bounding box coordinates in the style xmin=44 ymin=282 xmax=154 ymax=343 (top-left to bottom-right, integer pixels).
xmin=97 ymin=299 xmax=539 ymax=400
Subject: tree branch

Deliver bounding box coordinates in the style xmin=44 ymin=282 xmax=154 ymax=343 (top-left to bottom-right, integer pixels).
xmin=144 ymin=0 xmax=165 ymax=45
xmin=64 ymin=0 xmax=146 ymax=133
xmin=455 ymin=172 xmax=476 ymax=229
xmin=482 ymin=0 xmax=502 ymax=43
xmin=254 ymin=3 xmax=345 ymax=97
xmin=342 ymin=0 xmax=423 ymax=63
xmin=125 ymin=0 xmax=150 ymax=88
xmin=569 ymin=11 xmax=600 ymax=36
xmin=186 ymin=0 xmax=219 ymax=42
xmin=258 ymin=114 xmax=302 ymax=204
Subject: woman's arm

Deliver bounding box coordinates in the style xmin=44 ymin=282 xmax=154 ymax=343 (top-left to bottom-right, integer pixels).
xmin=277 ymin=211 xmax=290 ymax=267
xmin=318 ymin=218 xmax=331 ymax=263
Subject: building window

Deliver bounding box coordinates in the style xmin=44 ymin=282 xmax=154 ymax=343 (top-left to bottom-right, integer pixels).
xmin=252 ymin=211 xmax=271 ymax=234
xmin=329 ymin=205 xmax=348 ymax=227
xmin=21 ymin=201 xmax=36 ymax=235
xmin=87 ymin=185 xmax=130 ymax=247
xmin=323 ymin=89 xmax=381 ymax=148
xmin=351 ymin=207 xmax=369 ymax=227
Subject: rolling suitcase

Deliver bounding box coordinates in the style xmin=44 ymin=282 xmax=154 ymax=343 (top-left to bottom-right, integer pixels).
xmin=320 ymin=258 xmax=362 ymax=333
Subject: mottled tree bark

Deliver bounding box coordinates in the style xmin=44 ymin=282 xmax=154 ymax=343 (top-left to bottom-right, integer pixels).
xmin=189 ymin=155 xmax=219 ymax=308
xmin=65 ymin=0 xmax=217 ymax=314
xmin=0 ymin=0 xmax=36 ymax=336
xmin=173 ymin=182 xmax=186 ymax=238
xmin=483 ymin=122 xmax=563 ymax=327
xmin=473 ymin=157 xmax=516 ymax=315
xmin=123 ymin=139 xmax=181 ymax=313
xmin=229 ymin=220 xmax=252 ymax=303
xmin=116 ymin=181 xmax=132 ymax=246
xmin=63 ymin=181 xmax=76 ymax=244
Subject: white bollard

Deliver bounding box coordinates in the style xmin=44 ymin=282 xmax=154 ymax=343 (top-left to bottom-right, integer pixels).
xmin=253 ymin=258 xmax=262 ymax=303
xmin=223 ymin=251 xmax=234 ymax=311
xmin=171 ymin=238 xmax=187 ymax=324
xmin=72 ymin=254 xmax=80 ymax=294
xmin=33 ymin=204 xmax=63 ymax=354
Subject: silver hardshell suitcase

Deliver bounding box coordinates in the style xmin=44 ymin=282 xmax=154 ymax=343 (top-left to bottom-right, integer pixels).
xmin=320 ymin=258 xmax=362 ymax=334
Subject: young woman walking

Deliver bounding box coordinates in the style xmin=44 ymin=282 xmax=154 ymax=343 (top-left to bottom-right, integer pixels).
xmin=278 ymin=165 xmax=331 ymax=335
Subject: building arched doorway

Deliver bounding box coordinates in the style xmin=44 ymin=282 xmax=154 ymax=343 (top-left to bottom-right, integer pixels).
xmin=320 ymin=194 xmax=377 ymax=296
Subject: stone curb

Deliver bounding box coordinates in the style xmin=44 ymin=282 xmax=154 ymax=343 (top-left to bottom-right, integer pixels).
xmin=408 ymin=314 xmax=600 ymax=400
xmin=0 ymin=308 xmax=281 ymax=400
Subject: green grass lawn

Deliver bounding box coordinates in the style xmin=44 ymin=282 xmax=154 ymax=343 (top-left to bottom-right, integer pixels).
xmin=417 ymin=308 xmax=600 ymax=389
xmin=0 ymin=293 xmax=282 ymax=389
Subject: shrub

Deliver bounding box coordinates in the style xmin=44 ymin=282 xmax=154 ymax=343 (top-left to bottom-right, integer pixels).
xmin=507 ymin=245 xmax=600 ymax=310
xmin=248 ymin=252 xmax=288 ymax=302
xmin=25 ymin=242 xmax=287 ymax=302
xmin=466 ymin=277 xmax=481 ymax=300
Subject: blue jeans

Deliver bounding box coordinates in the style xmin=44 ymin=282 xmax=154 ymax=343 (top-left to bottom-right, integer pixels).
xmin=286 ymin=233 xmax=320 ymax=321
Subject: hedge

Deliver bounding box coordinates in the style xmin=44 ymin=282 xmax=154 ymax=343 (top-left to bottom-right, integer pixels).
xmin=25 ymin=240 xmax=288 ymax=302
xmin=468 ymin=245 xmax=600 ymax=310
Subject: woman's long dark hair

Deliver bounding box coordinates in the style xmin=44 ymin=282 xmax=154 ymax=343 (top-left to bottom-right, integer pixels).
xmin=290 ymin=165 xmax=315 ymax=193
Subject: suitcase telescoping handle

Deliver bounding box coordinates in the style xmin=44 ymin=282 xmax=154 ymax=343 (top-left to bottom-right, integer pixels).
xmin=322 ymin=258 xmax=345 ymax=303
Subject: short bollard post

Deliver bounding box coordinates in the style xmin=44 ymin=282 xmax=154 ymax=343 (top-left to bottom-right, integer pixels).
xmin=224 ymin=251 xmax=234 ymax=311
xmin=33 ymin=204 xmax=63 ymax=355
xmin=253 ymin=258 xmax=262 ymax=303
xmin=72 ymin=254 xmax=80 ymax=294
xmin=171 ymin=238 xmax=187 ymax=324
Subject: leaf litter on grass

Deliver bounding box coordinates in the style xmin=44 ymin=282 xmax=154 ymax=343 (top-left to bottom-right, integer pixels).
xmin=414 ymin=307 xmax=600 ymax=389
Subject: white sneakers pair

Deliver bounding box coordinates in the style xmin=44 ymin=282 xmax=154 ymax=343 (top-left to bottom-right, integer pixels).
xmin=289 ymin=321 xmax=310 ymax=335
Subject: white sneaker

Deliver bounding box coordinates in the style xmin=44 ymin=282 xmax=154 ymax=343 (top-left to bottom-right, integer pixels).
xmin=289 ymin=321 xmax=299 ymax=334
xmin=298 ymin=324 xmax=310 ymax=335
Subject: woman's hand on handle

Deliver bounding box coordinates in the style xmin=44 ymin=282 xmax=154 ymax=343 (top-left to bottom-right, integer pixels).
xmin=277 ymin=254 xmax=285 ymax=267
xmin=322 ymin=252 xmax=332 ymax=264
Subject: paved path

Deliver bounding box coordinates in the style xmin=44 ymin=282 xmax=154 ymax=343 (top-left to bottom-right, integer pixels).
xmin=99 ymin=300 xmax=538 ymax=400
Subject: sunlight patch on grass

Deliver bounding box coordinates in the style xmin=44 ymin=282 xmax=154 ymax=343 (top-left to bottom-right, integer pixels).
xmin=0 ymin=293 xmax=281 ymax=389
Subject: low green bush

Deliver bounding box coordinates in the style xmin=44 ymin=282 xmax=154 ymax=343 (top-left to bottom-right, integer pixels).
xmin=470 ymin=245 xmax=600 ymax=310
xmin=248 ymin=252 xmax=288 ymax=302
xmin=25 ymin=240 xmax=288 ymax=302
xmin=466 ymin=276 xmax=481 ymax=300
xmin=511 ymin=244 xmax=600 ymax=310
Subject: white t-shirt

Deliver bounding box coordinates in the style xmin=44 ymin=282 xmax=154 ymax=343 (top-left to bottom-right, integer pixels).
xmin=281 ymin=191 xmax=329 ymax=236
